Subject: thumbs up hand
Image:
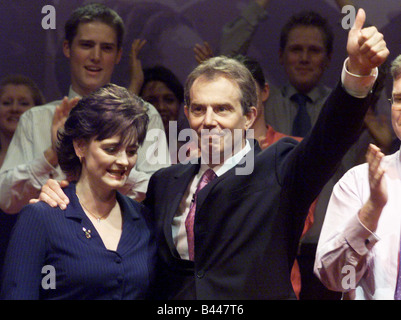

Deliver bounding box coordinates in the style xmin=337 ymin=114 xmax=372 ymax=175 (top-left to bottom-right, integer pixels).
xmin=346 ymin=8 xmax=389 ymax=76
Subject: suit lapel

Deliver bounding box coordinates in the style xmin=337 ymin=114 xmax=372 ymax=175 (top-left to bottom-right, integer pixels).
xmin=115 ymin=192 xmax=142 ymax=255
xmin=162 ymin=141 xmax=261 ymax=258
xmin=195 ymin=139 xmax=261 ymax=210
xmin=163 ymin=163 xmax=199 ymax=258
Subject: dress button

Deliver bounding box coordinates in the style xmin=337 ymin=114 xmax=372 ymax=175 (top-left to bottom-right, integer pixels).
xmin=196 ymin=270 xmax=205 ymax=279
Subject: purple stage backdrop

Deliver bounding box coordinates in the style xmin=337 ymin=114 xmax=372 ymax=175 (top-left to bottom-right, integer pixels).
xmin=1 ymin=0 xmax=400 ymax=102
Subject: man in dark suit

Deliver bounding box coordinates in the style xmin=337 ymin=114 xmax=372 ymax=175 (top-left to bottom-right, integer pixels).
xmin=145 ymin=8 xmax=388 ymax=299
xmin=38 ymin=9 xmax=388 ymax=299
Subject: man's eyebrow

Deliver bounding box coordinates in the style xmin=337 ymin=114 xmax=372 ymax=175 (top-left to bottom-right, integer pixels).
xmin=77 ymin=39 xmax=94 ymax=43
xmin=189 ymin=103 xmax=204 ymax=108
xmin=78 ymin=39 xmax=116 ymax=46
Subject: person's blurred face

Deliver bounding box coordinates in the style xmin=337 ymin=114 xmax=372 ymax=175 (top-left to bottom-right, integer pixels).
xmin=63 ymin=21 xmax=122 ymax=97
xmin=279 ymin=26 xmax=330 ymax=94
xmin=141 ymin=80 xmax=180 ymax=131
xmin=391 ymin=76 xmax=401 ymax=141
xmin=0 ymin=84 xmax=35 ymax=137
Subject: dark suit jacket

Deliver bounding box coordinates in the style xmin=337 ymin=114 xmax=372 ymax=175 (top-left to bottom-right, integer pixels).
xmin=145 ymin=82 xmax=371 ymax=300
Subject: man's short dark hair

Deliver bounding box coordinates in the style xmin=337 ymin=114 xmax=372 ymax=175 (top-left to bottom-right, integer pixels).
xmin=65 ymin=3 xmax=125 ymax=49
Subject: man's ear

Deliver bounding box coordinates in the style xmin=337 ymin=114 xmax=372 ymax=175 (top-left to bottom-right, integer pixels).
xmin=63 ymin=40 xmax=71 ymax=59
xmin=184 ymin=105 xmax=189 ymax=119
xmin=245 ymin=106 xmax=257 ymax=130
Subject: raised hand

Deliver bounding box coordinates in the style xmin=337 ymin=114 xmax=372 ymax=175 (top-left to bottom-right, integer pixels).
xmin=128 ymin=39 xmax=146 ymax=94
xmin=193 ymin=41 xmax=214 ymax=64
xmin=45 ymin=96 xmax=80 ymax=166
xmin=347 ymin=8 xmax=389 ymax=75
xmin=366 ymin=144 xmax=387 ymax=209
xmin=358 ymin=144 xmax=387 ymax=232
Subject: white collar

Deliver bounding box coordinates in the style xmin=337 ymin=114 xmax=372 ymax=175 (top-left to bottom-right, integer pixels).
xmin=199 ymin=139 xmax=251 ymax=177
xmin=68 ymin=86 xmax=82 ymax=99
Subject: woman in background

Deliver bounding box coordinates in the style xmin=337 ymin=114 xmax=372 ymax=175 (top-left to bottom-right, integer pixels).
xmin=0 ymin=74 xmax=45 ymax=167
xmin=0 ymin=74 xmax=45 ymax=285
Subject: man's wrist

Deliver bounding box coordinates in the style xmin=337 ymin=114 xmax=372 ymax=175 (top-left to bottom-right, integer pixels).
xmin=358 ymin=198 xmax=384 ymax=233
xmin=346 ymin=58 xmax=376 ymax=77
xmin=341 ymin=57 xmax=378 ymax=98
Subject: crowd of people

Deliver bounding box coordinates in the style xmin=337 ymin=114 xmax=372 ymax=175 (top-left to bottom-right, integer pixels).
xmin=0 ymin=0 xmax=399 ymax=300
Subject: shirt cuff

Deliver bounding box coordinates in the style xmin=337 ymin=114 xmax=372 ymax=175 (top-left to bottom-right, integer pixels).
xmin=31 ymin=155 xmax=60 ymax=186
xmin=344 ymin=214 xmax=380 ymax=256
xmin=341 ymin=57 xmax=378 ymax=98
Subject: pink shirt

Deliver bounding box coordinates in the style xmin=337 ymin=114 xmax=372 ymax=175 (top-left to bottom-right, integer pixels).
xmin=314 ymin=149 xmax=401 ymax=299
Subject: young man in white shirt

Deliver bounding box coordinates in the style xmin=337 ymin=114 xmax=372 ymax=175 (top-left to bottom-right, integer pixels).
xmin=0 ymin=3 xmax=170 ymax=213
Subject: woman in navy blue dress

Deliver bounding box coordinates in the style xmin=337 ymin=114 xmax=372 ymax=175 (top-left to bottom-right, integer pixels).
xmin=1 ymin=84 xmax=156 ymax=299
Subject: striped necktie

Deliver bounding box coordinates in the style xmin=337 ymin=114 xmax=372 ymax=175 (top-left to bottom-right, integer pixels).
xmin=185 ymin=168 xmax=217 ymax=261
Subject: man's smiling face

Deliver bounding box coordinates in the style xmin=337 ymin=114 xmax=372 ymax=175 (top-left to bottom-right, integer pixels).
xmin=63 ymin=21 xmax=122 ymax=97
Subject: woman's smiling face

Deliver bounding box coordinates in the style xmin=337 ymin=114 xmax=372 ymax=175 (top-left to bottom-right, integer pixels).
xmin=75 ymin=134 xmax=139 ymax=193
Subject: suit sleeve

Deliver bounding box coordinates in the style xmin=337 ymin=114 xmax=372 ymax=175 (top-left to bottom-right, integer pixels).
xmin=278 ymin=81 xmax=372 ymax=214
xmin=1 ymin=204 xmax=47 ymax=299
xmin=220 ymin=1 xmax=268 ymax=56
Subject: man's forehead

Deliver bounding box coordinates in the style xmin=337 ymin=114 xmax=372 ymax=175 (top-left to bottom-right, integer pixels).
xmin=286 ymin=26 xmax=325 ymax=46
xmin=393 ymin=76 xmax=401 ymax=93
xmin=192 ymin=74 xmax=239 ymax=90
xmin=190 ymin=75 xmax=241 ymax=100
xmin=190 ymin=76 xmax=242 ymax=107
xmin=74 ymin=21 xmax=118 ymax=43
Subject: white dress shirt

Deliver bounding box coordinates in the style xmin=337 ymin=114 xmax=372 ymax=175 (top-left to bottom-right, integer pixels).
xmin=172 ymin=140 xmax=251 ymax=260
